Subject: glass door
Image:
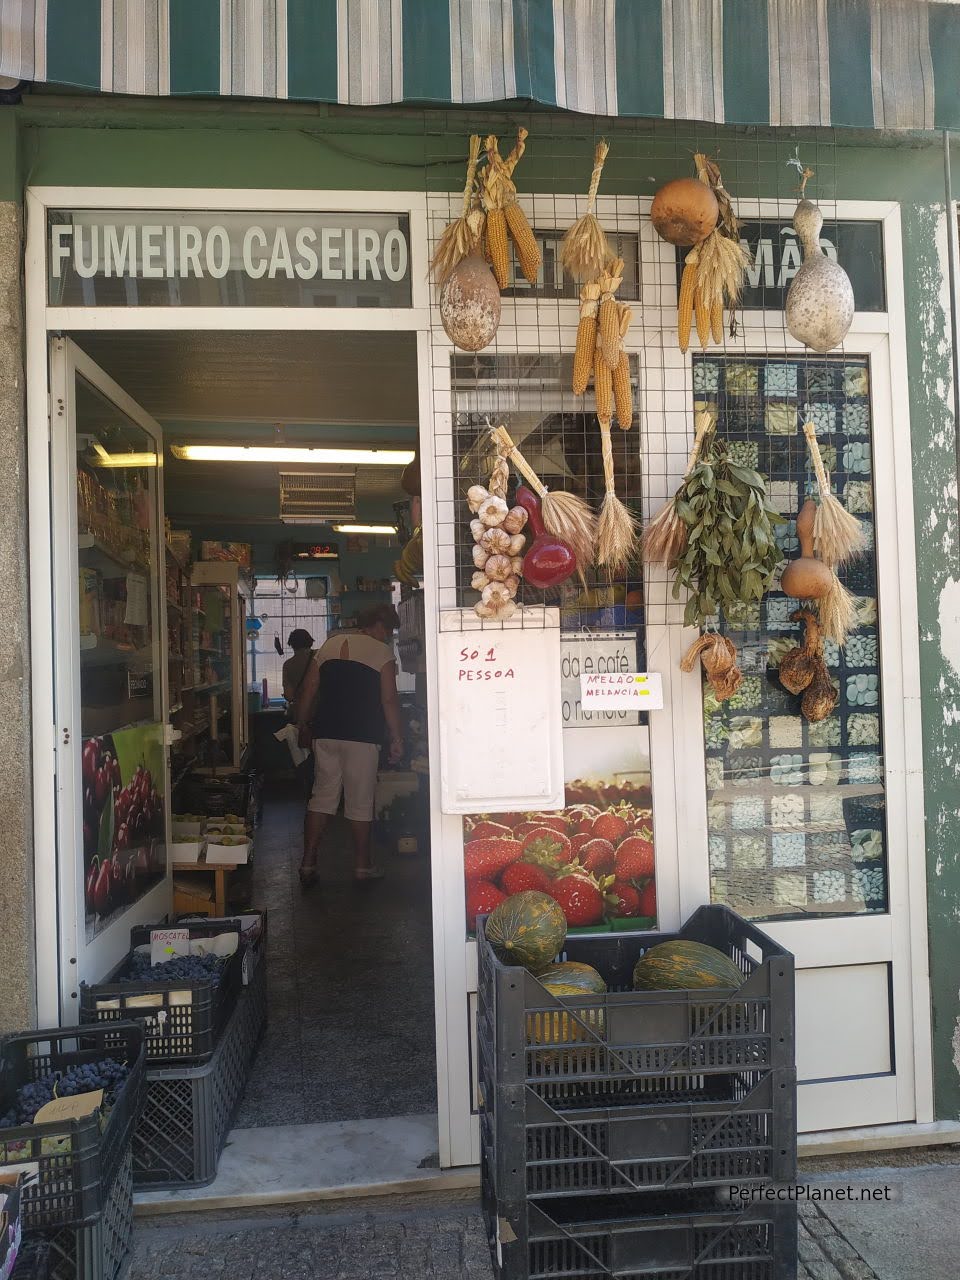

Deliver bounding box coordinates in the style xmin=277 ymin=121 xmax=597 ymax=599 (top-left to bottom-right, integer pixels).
xmin=50 ymin=337 xmax=171 ymax=1011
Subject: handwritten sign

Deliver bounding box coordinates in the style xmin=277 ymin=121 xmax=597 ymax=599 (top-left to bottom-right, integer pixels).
xmin=150 ymin=927 xmax=189 ymax=966
xmin=580 ymin=671 xmax=663 ymax=710
xmin=562 ymin=633 xmax=641 ymax=727
xmin=34 ymin=1091 xmax=103 ymax=1125
xmin=438 ymin=610 xmax=563 ymax=814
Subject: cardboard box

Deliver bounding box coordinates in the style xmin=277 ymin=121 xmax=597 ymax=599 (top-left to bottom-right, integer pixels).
xmin=170 ymin=839 xmax=203 ymax=863
xmin=205 ymin=839 xmax=250 ymax=865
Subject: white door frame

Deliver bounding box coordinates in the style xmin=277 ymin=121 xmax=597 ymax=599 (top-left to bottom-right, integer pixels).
xmin=25 ymin=186 xmax=934 ymax=1167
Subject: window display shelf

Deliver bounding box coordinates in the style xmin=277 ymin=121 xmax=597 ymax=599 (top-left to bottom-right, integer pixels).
xmin=79 ymin=531 xmax=149 ymax=577
xmin=79 ymin=635 xmax=152 ymax=668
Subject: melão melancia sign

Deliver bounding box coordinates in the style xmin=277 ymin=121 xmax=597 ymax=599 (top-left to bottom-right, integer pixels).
xmin=47 ymin=211 xmax=412 ymax=308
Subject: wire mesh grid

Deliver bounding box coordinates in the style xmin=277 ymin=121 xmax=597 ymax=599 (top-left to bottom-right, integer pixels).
xmin=419 ymin=112 xmax=886 ymax=922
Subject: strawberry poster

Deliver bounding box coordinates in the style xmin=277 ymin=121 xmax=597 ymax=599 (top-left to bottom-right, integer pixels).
xmin=82 ymin=723 xmax=166 ymax=940
xmin=464 ymin=697 xmax=655 ymax=937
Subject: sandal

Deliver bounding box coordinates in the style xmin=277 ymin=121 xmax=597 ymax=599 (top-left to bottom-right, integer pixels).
xmin=354 ymin=866 xmax=385 ymax=882
xmin=298 ymin=861 xmax=318 ymax=888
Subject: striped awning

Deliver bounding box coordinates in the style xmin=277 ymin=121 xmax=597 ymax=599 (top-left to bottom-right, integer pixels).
xmin=2 ymin=0 xmax=960 ymax=132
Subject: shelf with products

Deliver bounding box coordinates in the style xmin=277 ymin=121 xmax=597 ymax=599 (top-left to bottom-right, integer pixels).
xmin=78 ymin=531 xmax=150 ymax=578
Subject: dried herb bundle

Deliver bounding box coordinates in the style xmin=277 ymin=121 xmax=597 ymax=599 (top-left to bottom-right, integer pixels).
xmin=671 ymin=423 xmax=783 ymax=626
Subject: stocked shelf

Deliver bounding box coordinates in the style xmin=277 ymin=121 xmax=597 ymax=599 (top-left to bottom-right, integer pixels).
xmin=79 ymin=635 xmax=152 ymax=668
xmin=79 ymin=531 xmax=149 ymax=577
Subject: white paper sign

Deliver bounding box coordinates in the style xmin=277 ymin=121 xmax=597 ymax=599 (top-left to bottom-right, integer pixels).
xmin=561 ymin=633 xmax=640 ymax=727
xmin=580 ymin=671 xmax=663 ymax=710
xmin=438 ymin=609 xmax=564 ymax=814
xmin=124 ymin=572 xmax=149 ymax=626
xmin=150 ymin=927 xmax=189 ymax=965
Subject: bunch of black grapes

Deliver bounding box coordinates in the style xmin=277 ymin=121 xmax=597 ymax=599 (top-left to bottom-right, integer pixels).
xmin=0 ymin=1058 xmax=130 ymax=1127
xmin=125 ymin=952 xmax=226 ymax=985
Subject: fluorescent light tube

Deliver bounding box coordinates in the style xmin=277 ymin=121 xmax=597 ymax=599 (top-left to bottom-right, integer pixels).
xmin=91 ymin=442 xmax=158 ymax=468
xmin=171 ymin=444 xmax=414 ymax=466
xmin=333 ymin=524 xmax=398 ymax=535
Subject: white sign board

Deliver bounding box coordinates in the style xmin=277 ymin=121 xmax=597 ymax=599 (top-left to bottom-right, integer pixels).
xmin=561 ymin=632 xmax=641 ymax=727
xmin=580 ymin=671 xmax=663 ymax=710
xmin=438 ymin=609 xmax=564 ymax=814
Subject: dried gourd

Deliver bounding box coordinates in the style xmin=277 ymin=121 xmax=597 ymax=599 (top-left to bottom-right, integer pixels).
xmin=778 ymin=609 xmax=821 ymax=694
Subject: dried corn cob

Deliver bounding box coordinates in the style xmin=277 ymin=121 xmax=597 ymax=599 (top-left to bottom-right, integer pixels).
xmin=613 ymin=303 xmax=633 ymax=430
xmin=694 ymin=285 xmax=711 ymax=349
xmin=677 ymin=248 xmax=698 ymax=353
xmin=486 ymin=207 xmax=509 ymax=289
xmin=594 ymin=348 xmax=613 ymax=422
xmin=711 ymin=298 xmax=724 ymax=344
xmin=573 ymin=282 xmax=601 ymax=395
xmin=597 ymin=256 xmax=625 ymax=371
xmin=504 ymin=202 xmax=541 ymax=286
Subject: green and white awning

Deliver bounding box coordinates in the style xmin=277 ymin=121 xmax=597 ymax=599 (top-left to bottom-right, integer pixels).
xmin=3 ymin=0 xmax=960 ymax=131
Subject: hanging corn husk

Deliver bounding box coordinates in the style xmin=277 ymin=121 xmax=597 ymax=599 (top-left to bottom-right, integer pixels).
xmin=560 ymin=140 xmax=612 ymax=281
xmin=572 ymin=282 xmax=601 ymax=395
xmin=680 ymin=633 xmax=743 ymax=701
xmin=597 ymin=257 xmax=624 ymax=371
xmin=596 ymin=416 xmax=639 ymax=572
xmin=642 ymin=410 xmax=715 ymax=565
xmin=802 ymin=422 xmax=867 ymax=566
xmin=430 ymin=134 xmax=484 ymax=285
xmin=481 ymin=130 xmax=541 ymax=288
xmin=490 ymin=424 xmax=597 ymax=574
xmin=612 ymin=303 xmax=633 ymax=430
xmin=676 ymin=154 xmax=750 ymax=350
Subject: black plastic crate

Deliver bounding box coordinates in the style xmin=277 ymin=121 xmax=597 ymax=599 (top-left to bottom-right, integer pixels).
xmin=477 ymin=906 xmax=794 ymax=1107
xmin=79 ymin=935 xmax=242 ymax=1064
xmin=484 ymin=1183 xmax=797 ymax=1280
xmin=132 ymin=953 xmax=266 ymax=1190
xmin=10 ymin=1239 xmax=51 ymax=1280
xmin=0 ymin=1025 xmax=144 ymax=1232
xmin=481 ymin=1068 xmax=797 ymax=1200
xmin=30 ymin=1151 xmax=133 ymax=1280
xmin=180 ymin=773 xmax=250 ymax=819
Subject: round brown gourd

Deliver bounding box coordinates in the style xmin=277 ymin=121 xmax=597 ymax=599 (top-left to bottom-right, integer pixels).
xmin=780 ymin=499 xmax=834 ymax=600
xmin=439 ymin=254 xmax=502 ymax=352
xmin=650 ymin=178 xmax=719 ymax=247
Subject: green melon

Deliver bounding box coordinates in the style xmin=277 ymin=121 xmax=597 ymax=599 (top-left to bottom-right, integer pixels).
xmin=484 ymin=891 xmax=566 ymax=971
xmin=536 ymin=961 xmax=607 ymax=995
xmin=632 ymin=940 xmax=743 ymax=992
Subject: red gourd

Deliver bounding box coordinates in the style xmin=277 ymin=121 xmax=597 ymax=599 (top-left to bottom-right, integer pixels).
xmin=514 ymin=487 xmax=576 ymax=588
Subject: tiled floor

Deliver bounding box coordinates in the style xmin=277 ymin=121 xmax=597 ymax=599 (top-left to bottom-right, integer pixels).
xmin=234 ymin=784 xmax=438 ymax=1127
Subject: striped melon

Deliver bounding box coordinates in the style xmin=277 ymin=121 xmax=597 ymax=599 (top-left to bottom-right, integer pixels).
xmin=632 ymin=940 xmax=743 ymax=992
xmin=536 ymin=961 xmax=607 ymax=995
xmin=484 ymin=891 xmax=566 ymax=971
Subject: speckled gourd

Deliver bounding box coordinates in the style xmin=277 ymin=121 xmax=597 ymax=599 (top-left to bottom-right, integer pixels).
xmin=785 ymin=200 xmax=854 ymax=353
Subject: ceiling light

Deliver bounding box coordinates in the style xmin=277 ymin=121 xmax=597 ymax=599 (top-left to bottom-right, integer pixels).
xmin=171 ymin=444 xmax=414 ymax=466
xmin=333 ymin=524 xmax=398 ymax=536
xmin=90 ymin=442 xmax=158 ymax=468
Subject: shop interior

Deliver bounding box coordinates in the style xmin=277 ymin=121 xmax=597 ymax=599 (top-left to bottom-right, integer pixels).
xmin=73 ymin=329 xmax=436 ymax=1130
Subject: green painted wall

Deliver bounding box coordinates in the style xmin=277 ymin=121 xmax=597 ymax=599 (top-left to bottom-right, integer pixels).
xmin=3 ymin=96 xmax=960 ymax=1120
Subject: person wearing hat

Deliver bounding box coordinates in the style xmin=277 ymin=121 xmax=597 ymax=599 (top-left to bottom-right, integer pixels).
xmin=282 ymin=628 xmax=315 ymax=724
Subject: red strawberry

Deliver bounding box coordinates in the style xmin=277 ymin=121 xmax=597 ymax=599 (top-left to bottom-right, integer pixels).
xmin=549 ymin=874 xmax=604 ymax=927
xmin=466 ymin=880 xmax=506 ymax=932
xmin=638 ymin=880 xmax=656 ymax=919
xmin=528 ymin=814 xmax=571 ymax=837
xmin=579 ymin=837 xmax=616 ymax=876
xmin=464 ymin=837 xmax=523 ymax=881
xmin=608 ymin=881 xmax=642 ymax=917
xmin=521 ymin=827 xmax=574 ymax=871
xmin=591 ymin=809 xmax=631 ymax=845
xmin=500 ymin=862 xmax=553 ymax=895
xmin=614 ymin=835 xmax=655 ymax=883
xmin=495 ymin=813 xmax=525 ymax=829
xmin=513 ymin=820 xmax=545 ymax=841
xmin=465 ymin=820 xmax=513 ymax=842
xmin=567 ymin=805 xmax=601 ymax=835
xmin=570 ymin=832 xmax=593 ymax=858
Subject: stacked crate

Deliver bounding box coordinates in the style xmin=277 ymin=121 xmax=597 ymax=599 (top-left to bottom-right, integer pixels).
xmin=477 ymin=905 xmax=798 ymax=1280
xmin=0 ymin=1025 xmax=145 ymax=1280
xmin=79 ymin=912 xmax=266 ymax=1191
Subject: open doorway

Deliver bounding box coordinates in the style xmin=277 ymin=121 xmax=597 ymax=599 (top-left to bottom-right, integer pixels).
xmin=71 ymin=329 xmax=436 ymax=1134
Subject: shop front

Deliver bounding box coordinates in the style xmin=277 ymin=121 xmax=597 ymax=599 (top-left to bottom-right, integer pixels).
xmin=1 ymin=3 xmax=960 ymax=1185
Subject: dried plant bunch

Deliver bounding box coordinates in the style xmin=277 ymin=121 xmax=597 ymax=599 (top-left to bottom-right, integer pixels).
xmin=803 ymin=422 xmax=867 ymax=566
xmin=671 ymin=420 xmax=783 ymax=627
xmin=481 ymin=130 xmax=540 ymax=288
xmin=817 ymin=576 xmax=857 ymax=647
xmin=642 ymin=410 xmax=715 ymax=566
xmin=467 ymin=436 xmax=525 ymax=620
xmin=560 ymin=139 xmax=612 ymax=281
xmin=430 ymin=134 xmax=485 ymax=285
xmin=596 ymin=415 xmax=639 ymax=573
xmin=675 ymin=153 xmax=750 ymax=350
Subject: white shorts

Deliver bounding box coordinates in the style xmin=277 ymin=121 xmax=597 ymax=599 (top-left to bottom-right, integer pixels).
xmin=308 ymin=738 xmax=380 ymax=822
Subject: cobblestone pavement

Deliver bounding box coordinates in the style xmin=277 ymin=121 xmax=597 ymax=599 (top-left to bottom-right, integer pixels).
xmin=128 ymin=1191 xmax=881 ymax=1280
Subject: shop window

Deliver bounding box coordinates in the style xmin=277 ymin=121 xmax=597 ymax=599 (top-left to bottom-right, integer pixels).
xmin=697 ymin=356 xmax=887 ymax=921
xmin=451 ymin=353 xmax=655 ymax=937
